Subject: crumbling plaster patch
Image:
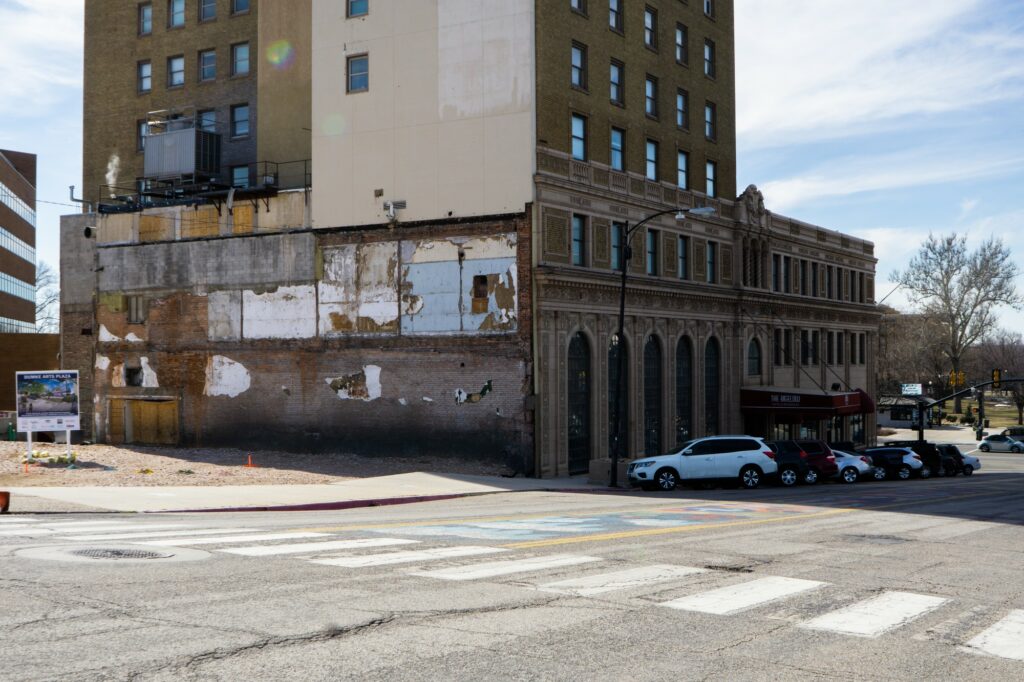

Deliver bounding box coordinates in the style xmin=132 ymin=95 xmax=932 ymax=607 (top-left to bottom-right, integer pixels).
xmin=140 ymin=357 xmax=159 ymax=388
xmin=204 ymin=355 xmax=251 ymax=398
xmin=95 ymin=355 xmax=110 ymax=371
xmin=98 ymin=325 xmax=120 ymax=343
xmin=326 ymin=365 xmax=382 ymax=401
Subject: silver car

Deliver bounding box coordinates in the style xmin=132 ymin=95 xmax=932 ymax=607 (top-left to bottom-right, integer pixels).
xmin=978 ymin=434 xmax=1024 ymax=453
xmin=832 ymin=450 xmax=874 ymax=483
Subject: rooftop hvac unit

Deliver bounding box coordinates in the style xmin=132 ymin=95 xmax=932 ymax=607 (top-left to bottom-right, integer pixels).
xmin=143 ymin=127 xmax=221 ymax=181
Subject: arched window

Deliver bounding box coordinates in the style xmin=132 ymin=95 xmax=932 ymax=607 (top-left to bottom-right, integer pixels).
xmin=567 ymin=333 xmax=591 ymax=475
xmin=747 ymin=338 xmax=762 ymax=376
xmin=704 ymin=337 xmax=721 ymax=436
xmin=608 ymin=334 xmax=628 ymax=457
xmin=644 ymin=336 xmax=663 ymax=455
xmin=675 ymin=336 xmax=693 ymax=445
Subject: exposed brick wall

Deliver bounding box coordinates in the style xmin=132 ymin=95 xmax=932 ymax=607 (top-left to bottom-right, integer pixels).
xmin=0 ymin=334 xmax=59 ymax=411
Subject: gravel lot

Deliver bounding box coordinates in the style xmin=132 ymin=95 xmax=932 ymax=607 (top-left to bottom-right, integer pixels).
xmin=0 ymin=441 xmax=509 ymax=487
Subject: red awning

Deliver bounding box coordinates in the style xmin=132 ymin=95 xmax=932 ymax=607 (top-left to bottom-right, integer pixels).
xmin=741 ymin=388 xmax=875 ymax=420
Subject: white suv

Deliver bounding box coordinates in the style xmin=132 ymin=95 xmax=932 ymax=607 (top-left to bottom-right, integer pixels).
xmin=628 ymin=436 xmax=778 ymax=491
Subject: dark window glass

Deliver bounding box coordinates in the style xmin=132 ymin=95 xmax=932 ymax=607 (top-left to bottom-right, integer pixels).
xmin=347 ymin=55 xmax=369 ymax=92
xmin=644 ymin=336 xmax=662 ymax=456
xmin=675 ymin=337 xmax=693 ymax=445
xmin=139 ymin=3 xmax=153 ymax=35
xmin=348 ymin=0 xmax=369 ymax=17
xmin=571 ymin=114 xmax=587 ymax=160
xmin=567 ymin=332 xmax=592 ymax=475
xmin=199 ymin=50 xmax=216 ymax=81
xmin=704 ymin=338 xmax=720 ymax=436
xmin=231 ymin=104 xmax=249 ymax=137
xmin=572 ymin=214 xmax=586 ymax=266
xmin=747 ymin=339 xmax=762 ymax=375
xmin=233 ymin=0 xmax=251 ymax=13
xmin=608 ymin=334 xmax=628 ymax=456
xmin=200 ymin=0 xmax=216 ymax=21
xmin=611 ymin=222 xmax=624 ymax=270
xmin=610 ymin=127 xmax=624 ymax=170
xmin=168 ymin=0 xmax=184 ymax=27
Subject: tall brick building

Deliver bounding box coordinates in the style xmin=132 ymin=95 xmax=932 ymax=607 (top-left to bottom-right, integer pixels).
xmin=64 ymin=0 xmax=879 ymax=477
xmin=0 ymin=149 xmax=36 ymax=334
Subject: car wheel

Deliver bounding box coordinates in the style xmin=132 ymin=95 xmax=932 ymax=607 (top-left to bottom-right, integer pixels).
xmin=920 ymin=466 xmax=932 ymax=479
xmin=980 ymin=444 xmax=990 ymax=452
xmin=739 ymin=465 xmax=763 ymax=489
xmin=778 ymin=466 xmax=799 ymax=487
xmin=872 ymin=467 xmax=887 ymax=481
xmin=654 ymin=468 xmax=679 ymax=491
xmin=1012 ymin=446 xmax=1021 ymax=454
xmin=943 ymin=466 xmax=957 ymax=477
xmin=897 ymin=465 xmax=912 ymax=480
xmin=803 ymin=468 xmax=819 ymax=485
xmin=841 ymin=467 xmax=859 ymax=484
xmin=963 ymin=465 xmax=974 ymax=476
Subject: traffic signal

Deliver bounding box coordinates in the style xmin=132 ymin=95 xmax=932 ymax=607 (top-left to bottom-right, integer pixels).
xmin=992 ymin=369 xmax=1002 ymax=389
xmin=948 ymin=369 xmax=956 ymax=387
xmin=958 ymin=371 xmax=967 ymax=387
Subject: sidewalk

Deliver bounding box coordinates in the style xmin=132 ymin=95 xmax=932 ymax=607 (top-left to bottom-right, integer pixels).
xmin=2 ymin=472 xmax=612 ymax=514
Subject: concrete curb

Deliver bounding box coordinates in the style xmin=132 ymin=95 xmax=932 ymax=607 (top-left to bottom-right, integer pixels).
xmin=155 ymin=485 xmax=632 ymax=514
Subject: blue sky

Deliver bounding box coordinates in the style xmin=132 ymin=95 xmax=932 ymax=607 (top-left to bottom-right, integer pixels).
xmin=2 ymin=0 xmax=1023 ymax=329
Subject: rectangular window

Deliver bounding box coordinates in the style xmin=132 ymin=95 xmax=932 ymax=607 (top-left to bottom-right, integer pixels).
xmin=609 ymin=60 xmax=623 ymax=104
xmin=611 ymin=222 xmax=624 ymax=270
xmin=704 ymin=0 xmax=715 ymax=18
xmin=609 ymin=0 xmax=622 ymax=31
xmin=200 ymin=0 xmax=216 ymax=21
xmin=849 ymin=333 xmax=857 ymax=365
xmin=859 ymin=333 xmax=867 ymax=365
xmin=812 ymin=331 xmax=820 ymax=365
xmin=138 ymin=61 xmax=152 ymax=92
xmin=801 ymin=330 xmax=810 ymax=365
xmin=644 ymin=7 xmax=657 ymax=49
xmin=704 ymin=39 xmax=716 ymax=78
xmin=231 ymin=165 xmax=250 ymax=188
xmin=167 ymin=55 xmax=185 ymax=87
xmin=572 ymin=215 xmax=586 ymax=266
xmin=812 ymin=262 xmax=820 ymax=297
xmin=232 ymin=43 xmax=250 ymax=76
xmin=676 ymin=89 xmax=689 ymax=129
xmin=705 ymin=160 xmax=717 ymax=197
xmin=705 ymin=102 xmax=717 ymax=140
xmin=198 ymin=109 xmax=216 ymax=132
xmin=800 ymin=260 xmax=808 ymax=295
xmin=827 ymin=331 xmax=835 ymax=365
xmin=677 ymin=150 xmax=689 ymax=189
xmin=136 ymin=120 xmax=149 ymax=151
xmin=571 ymin=42 xmax=587 ymax=89
xmin=571 ymin=114 xmax=587 ymax=161
xmin=675 ymin=24 xmax=688 ymax=64
xmin=706 ymin=241 xmax=717 ymax=283
xmin=127 ymin=296 xmax=147 ymax=324
xmin=784 ymin=330 xmax=793 ymax=365
xmin=199 ymin=49 xmax=216 ymax=81
xmin=774 ymin=329 xmax=783 ymax=366
xmin=168 ymin=0 xmax=184 ymax=27
xmin=827 ymin=266 xmax=834 ymax=299
xmin=348 ymin=0 xmax=368 ymax=17
xmin=645 ymin=76 xmax=658 ymax=117
xmin=772 ymin=254 xmax=781 ymax=292
xmin=347 ymin=54 xmax=369 ymax=92
xmin=646 ymin=230 xmax=659 ymax=275
xmin=678 ymin=236 xmax=689 ymax=279
xmin=232 ymin=0 xmax=250 ymax=13
xmin=231 ymin=104 xmax=249 ymax=137
xmin=610 ymin=127 xmax=624 ymax=171
xmin=783 ymin=256 xmax=791 ymax=293
xmin=645 ymin=139 xmax=658 ymax=181
xmin=139 ymin=3 xmax=153 ymax=35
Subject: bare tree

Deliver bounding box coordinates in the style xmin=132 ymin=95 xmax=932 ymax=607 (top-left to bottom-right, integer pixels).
xmin=876 ymin=306 xmax=947 ymax=396
xmin=891 ymin=234 xmax=1021 ymax=413
xmin=971 ymin=331 xmax=1024 ymax=425
xmin=35 ymin=261 xmax=60 ymax=333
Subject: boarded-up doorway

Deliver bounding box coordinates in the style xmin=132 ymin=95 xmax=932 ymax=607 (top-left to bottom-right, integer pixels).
xmin=108 ymin=399 xmax=179 ymax=445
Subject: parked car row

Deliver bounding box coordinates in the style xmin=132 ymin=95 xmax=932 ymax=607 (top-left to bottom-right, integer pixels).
xmin=627 ymin=435 xmax=980 ymax=491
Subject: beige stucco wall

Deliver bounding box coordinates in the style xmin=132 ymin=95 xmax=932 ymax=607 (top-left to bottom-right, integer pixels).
xmin=311 ymin=0 xmax=536 ymax=228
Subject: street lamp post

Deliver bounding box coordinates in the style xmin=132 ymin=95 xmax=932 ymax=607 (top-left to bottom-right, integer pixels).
xmin=608 ymin=205 xmax=717 ymax=487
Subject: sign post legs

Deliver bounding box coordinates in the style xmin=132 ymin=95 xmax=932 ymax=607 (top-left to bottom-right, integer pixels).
xmin=26 ymin=430 xmax=32 ymax=458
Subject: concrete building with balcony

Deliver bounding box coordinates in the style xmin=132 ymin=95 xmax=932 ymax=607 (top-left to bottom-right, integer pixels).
xmin=63 ymin=0 xmax=878 ymax=477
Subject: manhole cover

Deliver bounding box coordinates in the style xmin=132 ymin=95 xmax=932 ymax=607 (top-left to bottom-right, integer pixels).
xmin=70 ymin=548 xmax=172 ymax=560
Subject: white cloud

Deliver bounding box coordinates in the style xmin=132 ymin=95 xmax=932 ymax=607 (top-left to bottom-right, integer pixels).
xmin=958 ymin=198 xmax=980 ymax=221
xmin=736 ymin=0 xmax=1024 ymax=148
xmin=0 ymin=0 xmax=83 ymax=116
xmin=760 ymin=148 xmax=1024 ymax=213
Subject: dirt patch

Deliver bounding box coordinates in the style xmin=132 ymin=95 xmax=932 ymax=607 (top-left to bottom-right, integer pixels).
xmin=0 ymin=441 xmax=508 ymax=488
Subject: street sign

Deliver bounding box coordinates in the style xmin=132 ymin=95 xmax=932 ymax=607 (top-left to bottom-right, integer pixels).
xmin=16 ymin=371 xmax=80 ymax=433
xmin=901 ymin=383 xmax=923 ymax=396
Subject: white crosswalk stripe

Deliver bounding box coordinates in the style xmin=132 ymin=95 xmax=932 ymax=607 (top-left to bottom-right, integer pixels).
xmin=0 ymin=517 xmax=37 ymax=523
xmin=47 ymin=524 xmax=192 ymax=534
xmin=220 ymin=538 xmax=420 ymax=557
xmin=139 ymin=532 xmax=331 ymax=546
xmin=411 ymin=554 xmax=602 ymax=581
xmin=535 ymin=564 xmax=708 ymax=596
xmin=37 ymin=521 xmax=136 ymax=529
xmin=964 ymin=610 xmax=1024 ymax=661
xmin=661 ymin=576 xmax=827 ymax=615
xmin=70 ymin=528 xmax=262 ymax=541
xmin=310 ymin=545 xmax=505 ymax=568
xmin=801 ymin=592 xmax=949 ymax=637
xmin=0 ymin=528 xmax=51 ymax=536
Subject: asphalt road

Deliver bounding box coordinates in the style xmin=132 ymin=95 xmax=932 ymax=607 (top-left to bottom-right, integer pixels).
xmin=3 ymin=452 xmax=1024 ymax=681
